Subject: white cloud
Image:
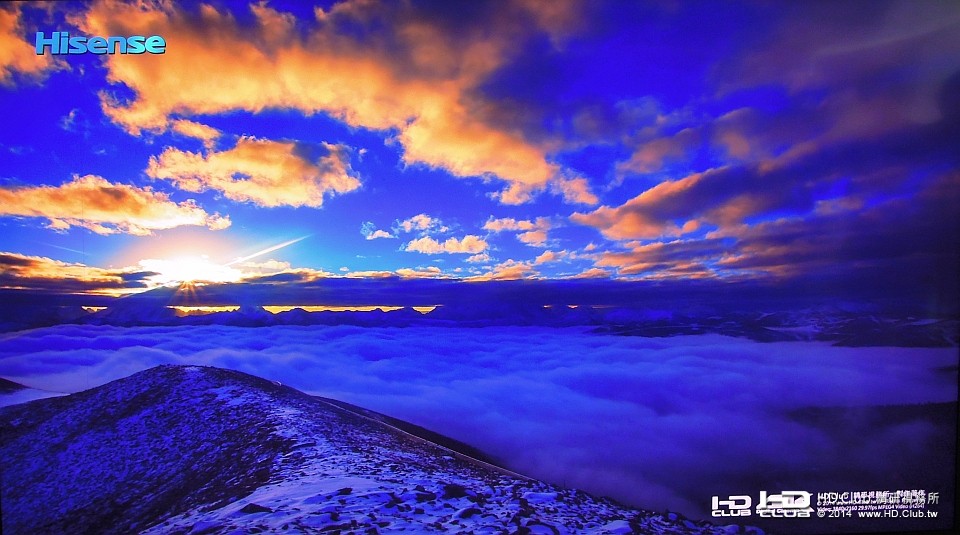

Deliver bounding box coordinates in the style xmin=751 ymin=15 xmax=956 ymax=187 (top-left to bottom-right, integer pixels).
xmin=405 ymin=235 xmax=487 ymax=255
xmin=395 ymin=266 xmax=445 ymax=278
xmin=147 ymin=137 xmax=360 ymax=208
xmin=393 ymin=214 xmax=449 ymax=236
xmin=465 ymin=253 xmax=492 ymax=263
xmin=483 ymin=217 xmax=553 ymax=247
xmin=361 ymin=222 xmax=395 ymax=240
xmin=368 ymin=230 xmax=393 ymax=240
xmin=3 ymin=325 xmax=953 ymax=519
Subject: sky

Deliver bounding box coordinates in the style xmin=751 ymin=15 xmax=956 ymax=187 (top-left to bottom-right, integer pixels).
xmin=1 ymin=0 xmax=959 ymax=304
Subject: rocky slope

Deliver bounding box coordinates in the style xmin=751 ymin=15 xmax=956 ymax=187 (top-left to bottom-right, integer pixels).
xmin=0 ymin=365 xmax=758 ymax=535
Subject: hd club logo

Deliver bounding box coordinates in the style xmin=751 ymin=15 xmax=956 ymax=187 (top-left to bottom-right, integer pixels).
xmin=712 ymin=491 xmax=813 ymax=518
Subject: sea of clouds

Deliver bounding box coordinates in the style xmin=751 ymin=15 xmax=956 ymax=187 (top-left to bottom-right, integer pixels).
xmin=1 ymin=324 xmax=956 ymax=520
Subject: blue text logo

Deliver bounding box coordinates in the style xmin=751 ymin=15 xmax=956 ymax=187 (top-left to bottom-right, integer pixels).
xmin=35 ymin=32 xmax=166 ymax=55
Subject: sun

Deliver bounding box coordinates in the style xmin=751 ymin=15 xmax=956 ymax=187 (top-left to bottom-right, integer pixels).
xmin=133 ymin=236 xmax=310 ymax=288
xmin=140 ymin=255 xmax=243 ymax=286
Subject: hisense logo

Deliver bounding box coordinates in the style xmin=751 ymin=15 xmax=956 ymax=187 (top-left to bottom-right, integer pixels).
xmin=35 ymin=32 xmax=166 ymax=55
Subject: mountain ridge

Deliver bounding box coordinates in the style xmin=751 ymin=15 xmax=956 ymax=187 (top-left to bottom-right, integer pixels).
xmin=1 ymin=365 xmax=753 ymax=535
xmin=2 ymin=300 xmax=956 ymax=348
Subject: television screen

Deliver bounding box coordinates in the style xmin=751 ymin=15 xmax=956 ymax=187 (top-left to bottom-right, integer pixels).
xmin=1 ymin=1 xmax=957 ymax=534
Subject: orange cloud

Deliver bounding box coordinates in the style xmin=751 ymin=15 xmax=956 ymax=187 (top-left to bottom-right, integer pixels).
xmin=571 ymin=172 xmax=705 ymax=240
xmin=405 ymin=235 xmax=488 ymax=255
xmin=0 ymin=252 xmax=153 ymax=295
xmin=552 ymin=175 xmax=598 ymax=205
xmin=534 ymin=250 xmax=574 ymax=265
xmin=483 ymin=217 xmax=552 ymax=246
xmin=69 ymin=1 xmax=576 ymax=204
xmin=566 ymin=267 xmax=611 ymax=279
xmin=395 ymin=266 xmax=447 ymax=279
xmin=146 ymin=137 xmax=360 ymax=208
xmin=589 ymin=238 xmax=733 ymax=280
xmin=617 ymin=127 xmax=700 ymax=175
xmin=73 ymin=0 xmax=583 ymax=204
xmin=534 ymin=250 xmax=558 ymax=264
xmin=466 ymin=259 xmax=537 ymax=281
xmin=515 ymin=0 xmax=584 ymax=44
xmin=366 ymin=230 xmax=394 ymax=240
xmin=0 ymin=5 xmax=58 ymax=84
xmin=342 ymin=270 xmax=396 ymax=279
xmin=0 ymin=175 xmax=230 ymax=235
xmin=170 ymin=119 xmax=221 ymax=147
xmin=229 ymin=267 xmax=338 ymax=286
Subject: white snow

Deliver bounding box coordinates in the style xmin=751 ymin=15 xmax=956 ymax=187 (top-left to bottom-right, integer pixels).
xmin=2 ymin=365 xmax=737 ymax=535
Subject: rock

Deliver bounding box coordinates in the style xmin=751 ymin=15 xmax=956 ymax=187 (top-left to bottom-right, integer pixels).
xmin=443 ymin=483 xmax=469 ymax=499
xmin=416 ymin=491 xmax=437 ymax=502
xmin=457 ymin=506 xmax=482 ymax=518
xmin=600 ymin=519 xmax=633 ymax=534
xmin=238 ymin=503 xmax=273 ymax=514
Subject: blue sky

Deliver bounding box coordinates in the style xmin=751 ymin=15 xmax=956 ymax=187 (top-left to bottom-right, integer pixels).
xmin=1 ymin=0 xmax=958 ymax=302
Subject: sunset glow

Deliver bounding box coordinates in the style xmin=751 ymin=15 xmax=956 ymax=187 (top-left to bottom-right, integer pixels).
xmin=0 ymin=2 xmax=957 ymax=534
xmin=140 ymin=256 xmax=242 ymax=285
xmin=0 ymin=0 xmax=953 ymax=298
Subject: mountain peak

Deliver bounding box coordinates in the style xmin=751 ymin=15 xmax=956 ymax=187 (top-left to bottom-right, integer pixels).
xmin=1 ymin=365 xmax=747 ymax=534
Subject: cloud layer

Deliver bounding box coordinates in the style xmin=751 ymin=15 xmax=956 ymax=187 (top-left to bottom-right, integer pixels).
xmin=1 ymin=324 xmax=955 ymax=520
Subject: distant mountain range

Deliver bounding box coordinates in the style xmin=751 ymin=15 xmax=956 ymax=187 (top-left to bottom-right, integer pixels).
xmin=0 ymin=365 xmax=757 ymax=534
xmin=1 ymin=294 xmax=955 ymax=347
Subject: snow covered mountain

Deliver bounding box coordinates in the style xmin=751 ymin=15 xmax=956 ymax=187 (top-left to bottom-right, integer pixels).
xmin=0 ymin=365 xmax=755 ymax=535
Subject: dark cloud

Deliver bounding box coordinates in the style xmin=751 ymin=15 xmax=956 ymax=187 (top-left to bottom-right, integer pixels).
xmin=0 ymin=252 xmax=154 ymax=294
xmin=557 ymin=0 xmax=959 ymax=293
xmin=727 ymin=0 xmax=960 ymax=98
xmin=587 ymin=110 xmax=959 ymax=233
xmin=577 ymin=166 xmax=957 ymax=312
xmin=0 ymin=253 xmax=34 ymax=268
